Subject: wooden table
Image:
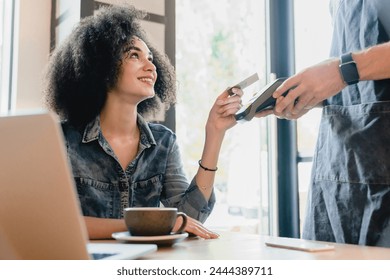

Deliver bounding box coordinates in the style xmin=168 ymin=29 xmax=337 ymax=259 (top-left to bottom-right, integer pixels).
xmin=134 ymin=231 xmax=390 ymax=260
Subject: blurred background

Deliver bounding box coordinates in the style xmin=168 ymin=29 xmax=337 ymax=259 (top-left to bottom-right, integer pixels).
xmin=0 ymin=0 xmax=332 ymax=237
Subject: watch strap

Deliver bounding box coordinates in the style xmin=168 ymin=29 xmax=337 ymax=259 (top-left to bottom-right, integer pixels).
xmin=341 ymin=53 xmax=353 ymax=64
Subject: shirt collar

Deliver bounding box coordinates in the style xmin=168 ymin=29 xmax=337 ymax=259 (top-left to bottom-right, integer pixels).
xmin=81 ymin=114 xmax=156 ymax=147
xmin=137 ymin=114 xmax=157 ymax=147
xmin=82 ymin=116 xmax=100 ymax=143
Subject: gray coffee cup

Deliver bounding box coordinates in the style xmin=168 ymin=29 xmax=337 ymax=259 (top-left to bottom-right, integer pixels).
xmin=124 ymin=207 xmax=188 ymax=236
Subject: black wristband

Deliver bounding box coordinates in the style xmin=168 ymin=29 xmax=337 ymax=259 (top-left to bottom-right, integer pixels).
xmin=198 ymin=160 xmax=218 ymax=172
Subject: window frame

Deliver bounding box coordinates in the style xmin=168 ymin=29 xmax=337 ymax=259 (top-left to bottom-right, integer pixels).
xmin=268 ymin=0 xmax=300 ymax=238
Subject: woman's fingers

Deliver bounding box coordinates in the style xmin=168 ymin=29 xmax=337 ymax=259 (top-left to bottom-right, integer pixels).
xmin=176 ymin=216 xmax=219 ymax=239
xmin=186 ymin=222 xmax=219 ymax=239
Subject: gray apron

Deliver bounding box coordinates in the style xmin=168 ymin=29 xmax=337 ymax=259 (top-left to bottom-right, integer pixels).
xmin=302 ymin=0 xmax=390 ymax=247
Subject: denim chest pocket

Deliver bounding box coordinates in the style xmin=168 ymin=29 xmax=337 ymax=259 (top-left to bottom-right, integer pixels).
xmin=131 ymin=174 xmax=163 ymax=207
xmin=75 ymin=177 xmax=122 ymax=218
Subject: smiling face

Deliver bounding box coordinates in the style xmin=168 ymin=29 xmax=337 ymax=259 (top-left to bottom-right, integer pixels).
xmin=111 ymin=37 xmax=157 ymax=104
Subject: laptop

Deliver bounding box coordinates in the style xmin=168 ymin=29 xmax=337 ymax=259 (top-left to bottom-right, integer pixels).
xmin=0 ymin=112 xmax=157 ymax=260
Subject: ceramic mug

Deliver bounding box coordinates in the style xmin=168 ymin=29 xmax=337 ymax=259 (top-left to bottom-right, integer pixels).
xmin=124 ymin=207 xmax=187 ymax=236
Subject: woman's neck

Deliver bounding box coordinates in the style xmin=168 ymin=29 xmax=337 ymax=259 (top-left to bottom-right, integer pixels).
xmin=99 ymin=95 xmax=139 ymax=138
xmin=99 ymin=94 xmax=141 ymax=170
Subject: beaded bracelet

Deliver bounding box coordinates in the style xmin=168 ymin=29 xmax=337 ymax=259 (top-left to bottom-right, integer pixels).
xmin=198 ymin=160 xmax=218 ymax=172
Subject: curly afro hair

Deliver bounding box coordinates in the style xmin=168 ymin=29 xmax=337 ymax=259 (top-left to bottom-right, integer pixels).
xmin=44 ymin=5 xmax=176 ymax=127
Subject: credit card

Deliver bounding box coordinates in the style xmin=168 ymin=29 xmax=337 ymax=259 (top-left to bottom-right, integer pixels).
xmin=228 ymin=73 xmax=259 ymax=96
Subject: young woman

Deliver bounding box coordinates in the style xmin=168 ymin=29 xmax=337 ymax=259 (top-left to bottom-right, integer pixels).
xmin=44 ymin=5 xmax=243 ymax=239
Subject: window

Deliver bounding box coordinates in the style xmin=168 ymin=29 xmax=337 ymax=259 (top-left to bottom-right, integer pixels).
xmin=293 ymin=0 xmax=333 ymax=233
xmin=176 ymin=0 xmax=274 ymax=234
xmin=0 ymin=0 xmax=14 ymax=114
xmin=1 ymin=0 xmax=51 ymax=115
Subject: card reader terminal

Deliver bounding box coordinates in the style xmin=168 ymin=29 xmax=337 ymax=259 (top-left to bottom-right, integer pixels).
xmin=235 ymin=78 xmax=288 ymax=122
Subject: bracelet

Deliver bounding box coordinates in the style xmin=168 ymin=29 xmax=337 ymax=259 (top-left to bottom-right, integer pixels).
xmin=198 ymin=160 xmax=218 ymax=172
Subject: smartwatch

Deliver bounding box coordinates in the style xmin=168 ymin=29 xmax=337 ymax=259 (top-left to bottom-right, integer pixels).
xmin=339 ymin=53 xmax=360 ymax=85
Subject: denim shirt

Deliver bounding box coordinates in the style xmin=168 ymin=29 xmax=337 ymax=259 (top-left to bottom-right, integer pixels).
xmin=61 ymin=114 xmax=215 ymax=223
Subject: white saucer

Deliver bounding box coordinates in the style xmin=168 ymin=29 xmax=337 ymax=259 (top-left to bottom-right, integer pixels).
xmin=112 ymin=231 xmax=189 ymax=246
